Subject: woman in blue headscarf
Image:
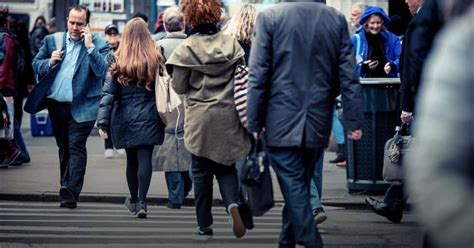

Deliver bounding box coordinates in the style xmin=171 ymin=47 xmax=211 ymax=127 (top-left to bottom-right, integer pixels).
xmin=351 ymin=6 xmax=401 ymax=78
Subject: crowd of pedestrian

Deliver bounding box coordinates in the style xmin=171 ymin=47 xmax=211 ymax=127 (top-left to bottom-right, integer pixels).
xmin=0 ymin=0 xmax=472 ymax=247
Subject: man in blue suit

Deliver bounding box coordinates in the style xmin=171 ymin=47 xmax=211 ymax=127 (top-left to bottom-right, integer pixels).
xmin=31 ymin=5 xmax=109 ymax=208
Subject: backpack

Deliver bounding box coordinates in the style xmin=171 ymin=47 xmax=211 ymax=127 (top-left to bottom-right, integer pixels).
xmin=0 ymin=32 xmax=17 ymax=91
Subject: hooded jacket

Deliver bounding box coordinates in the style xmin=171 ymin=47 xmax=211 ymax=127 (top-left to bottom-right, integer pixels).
xmin=166 ymin=31 xmax=251 ymax=165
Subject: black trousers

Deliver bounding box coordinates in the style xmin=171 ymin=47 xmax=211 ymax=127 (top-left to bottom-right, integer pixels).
xmin=384 ymin=183 xmax=407 ymax=210
xmin=47 ymin=100 xmax=95 ymax=199
xmin=191 ymin=154 xmax=240 ymax=228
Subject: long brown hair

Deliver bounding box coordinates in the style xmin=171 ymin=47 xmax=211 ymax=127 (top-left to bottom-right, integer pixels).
xmin=110 ymin=18 xmax=163 ymax=91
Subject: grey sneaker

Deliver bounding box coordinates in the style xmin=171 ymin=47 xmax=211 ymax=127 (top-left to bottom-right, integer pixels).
xmin=124 ymin=196 xmax=138 ymax=215
xmin=137 ymin=201 xmax=147 ymax=219
xmin=193 ymin=227 xmax=213 ymax=241
xmin=313 ymin=207 xmax=328 ymax=225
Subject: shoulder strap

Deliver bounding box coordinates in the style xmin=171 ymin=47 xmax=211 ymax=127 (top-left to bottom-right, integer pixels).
xmin=54 ymin=32 xmax=64 ymax=51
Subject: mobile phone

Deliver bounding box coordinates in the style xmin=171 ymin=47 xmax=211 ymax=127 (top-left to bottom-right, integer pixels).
xmin=371 ymin=56 xmax=380 ymax=61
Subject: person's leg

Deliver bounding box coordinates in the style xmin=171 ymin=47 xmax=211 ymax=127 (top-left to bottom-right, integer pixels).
xmin=103 ymin=131 xmax=114 ymax=158
xmin=182 ymin=171 xmax=193 ymax=199
xmin=268 ymin=146 xmax=323 ymax=248
xmin=165 ymin=171 xmax=184 ymax=208
xmin=64 ymin=118 xmax=95 ymax=199
xmin=384 ymin=183 xmax=406 ymax=210
xmin=136 ymin=145 xmax=154 ymax=202
xmin=191 ymin=155 xmax=214 ymax=229
xmin=310 ymin=153 xmax=324 ymax=210
xmin=125 ymin=147 xmax=139 ymax=202
xmin=47 ymin=101 xmax=70 ymax=186
xmin=330 ymin=107 xmax=346 ymax=164
xmin=12 ymin=120 xmax=30 ymax=164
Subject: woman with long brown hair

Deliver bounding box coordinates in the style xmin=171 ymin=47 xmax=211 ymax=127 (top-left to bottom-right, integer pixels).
xmin=97 ymin=18 xmax=165 ymax=218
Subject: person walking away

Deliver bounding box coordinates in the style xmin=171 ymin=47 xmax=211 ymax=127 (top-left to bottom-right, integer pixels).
xmin=97 ymin=18 xmax=165 ymax=218
xmin=30 ymin=5 xmax=109 ymax=209
xmin=247 ymin=1 xmax=364 ymax=247
xmin=166 ymin=0 xmax=251 ymax=240
xmin=153 ymin=5 xmax=192 ymax=210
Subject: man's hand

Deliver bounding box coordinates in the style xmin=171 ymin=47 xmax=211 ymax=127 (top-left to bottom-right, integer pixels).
xmin=81 ymin=25 xmax=93 ymax=49
xmin=99 ymin=129 xmax=108 ymax=140
xmin=347 ymin=129 xmax=363 ymax=140
xmin=49 ymin=50 xmax=63 ymax=66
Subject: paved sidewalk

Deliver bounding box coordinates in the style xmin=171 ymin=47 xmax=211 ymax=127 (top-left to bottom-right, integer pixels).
xmin=0 ymin=115 xmax=378 ymax=207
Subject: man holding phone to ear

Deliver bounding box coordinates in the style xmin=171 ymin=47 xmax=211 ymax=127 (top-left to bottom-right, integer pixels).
xmin=31 ymin=5 xmax=109 ymax=209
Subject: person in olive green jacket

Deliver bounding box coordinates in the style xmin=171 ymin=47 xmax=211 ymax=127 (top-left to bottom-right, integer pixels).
xmin=166 ymin=0 xmax=251 ymax=241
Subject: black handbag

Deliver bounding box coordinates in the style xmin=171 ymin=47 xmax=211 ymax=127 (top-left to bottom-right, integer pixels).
xmin=240 ymin=138 xmax=275 ymax=216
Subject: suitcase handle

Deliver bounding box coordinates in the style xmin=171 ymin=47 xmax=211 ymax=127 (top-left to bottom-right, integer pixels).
xmin=35 ymin=115 xmax=48 ymax=125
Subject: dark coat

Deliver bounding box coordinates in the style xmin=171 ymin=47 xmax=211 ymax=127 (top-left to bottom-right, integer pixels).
xmin=399 ymin=0 xmax=443 ymax=113
xmin=247 ymin=2 xmax=364 ymax=148
xmin=96 ymin=73 xmax=165 ymax=149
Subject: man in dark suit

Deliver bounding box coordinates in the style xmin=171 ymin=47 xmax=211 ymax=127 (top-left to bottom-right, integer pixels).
xmin=31 ymin=5 xmax=109 ymax=208
xmin=247 ymin=1 xmax=364 ymax=247
xmin=366 ymin=0 xmax=444 ymax=223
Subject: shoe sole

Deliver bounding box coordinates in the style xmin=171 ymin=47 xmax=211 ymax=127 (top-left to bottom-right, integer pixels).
xmin=192 ymin=234 xmax=213 ymax=241
xmin=314 ymin=213 xmax=328 ymax=224
xmin=229 ymin=205 xmax=246 ymax=238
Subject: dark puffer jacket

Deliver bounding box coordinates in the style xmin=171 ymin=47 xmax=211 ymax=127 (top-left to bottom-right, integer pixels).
xmin=96 ymin=72 xmax=164 ymax=149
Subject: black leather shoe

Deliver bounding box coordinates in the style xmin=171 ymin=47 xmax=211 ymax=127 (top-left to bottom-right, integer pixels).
xmin=59 ymin=187 xmax=77 ymax=209
xmin=59 ymin=201 xmax=66 ymax=208
xmin=365 ymin=196 xmax=402 ymax=223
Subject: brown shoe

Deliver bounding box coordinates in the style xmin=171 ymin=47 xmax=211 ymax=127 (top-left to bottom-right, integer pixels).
xmin=228 ymin=203 xmax=246 ymax=238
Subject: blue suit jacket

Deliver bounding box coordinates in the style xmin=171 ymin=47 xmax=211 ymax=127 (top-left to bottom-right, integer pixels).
xmin=31 ymin=31 xmax=109 ymax=123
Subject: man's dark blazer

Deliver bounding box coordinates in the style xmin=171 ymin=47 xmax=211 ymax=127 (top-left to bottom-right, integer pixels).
xmin=399 ymin=0 xmax=443 ymax=112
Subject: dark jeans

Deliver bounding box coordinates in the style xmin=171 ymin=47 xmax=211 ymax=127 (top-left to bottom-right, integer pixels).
xmin=125 ymin=145 xmax=154 ymax=202
xmin=384 ymin=183 xmax=407 ymax=210
xmin=191 ymin=154 xmax=240 ymax=228
xmin=267 ymin=146 xmax=324 ymax=248
xmin=47 ymin=100 xmax=95 ymax=199
xmin=13 ymin=120 xmax=30 ymax=162
xmin=165 ymin=171 xmax=192 ymax=206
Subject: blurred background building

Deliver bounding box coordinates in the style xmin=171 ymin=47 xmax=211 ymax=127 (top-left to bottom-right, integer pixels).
xmin=3 ymin=0 xmax=411 ymax=37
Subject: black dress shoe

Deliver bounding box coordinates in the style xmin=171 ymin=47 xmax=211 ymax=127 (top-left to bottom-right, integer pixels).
xmin=365 ymin=196 xmax=402 ymax=224
xmin=59 ymin=187 xmax=77 ymax=209
xmin=59 ymin=201 xmax=66 ymax=208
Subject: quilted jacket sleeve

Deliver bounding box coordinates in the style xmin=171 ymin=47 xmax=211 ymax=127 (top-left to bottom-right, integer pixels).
xmin=96 ymin=71 xmax=117 ymax=131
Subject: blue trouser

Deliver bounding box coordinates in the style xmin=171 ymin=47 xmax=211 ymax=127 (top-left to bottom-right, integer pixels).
xmin=267 ymin=146 xmax=324 ymax=248
xmin=310 ymin=152 xmax=324 ymax=211
xmin=13 ymin=120 xmax=30 ymax=162
xmin=332 ymin=107 xmax=345 ymax=144
xmin=165 ymin=171 xmax=192 ymax=206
